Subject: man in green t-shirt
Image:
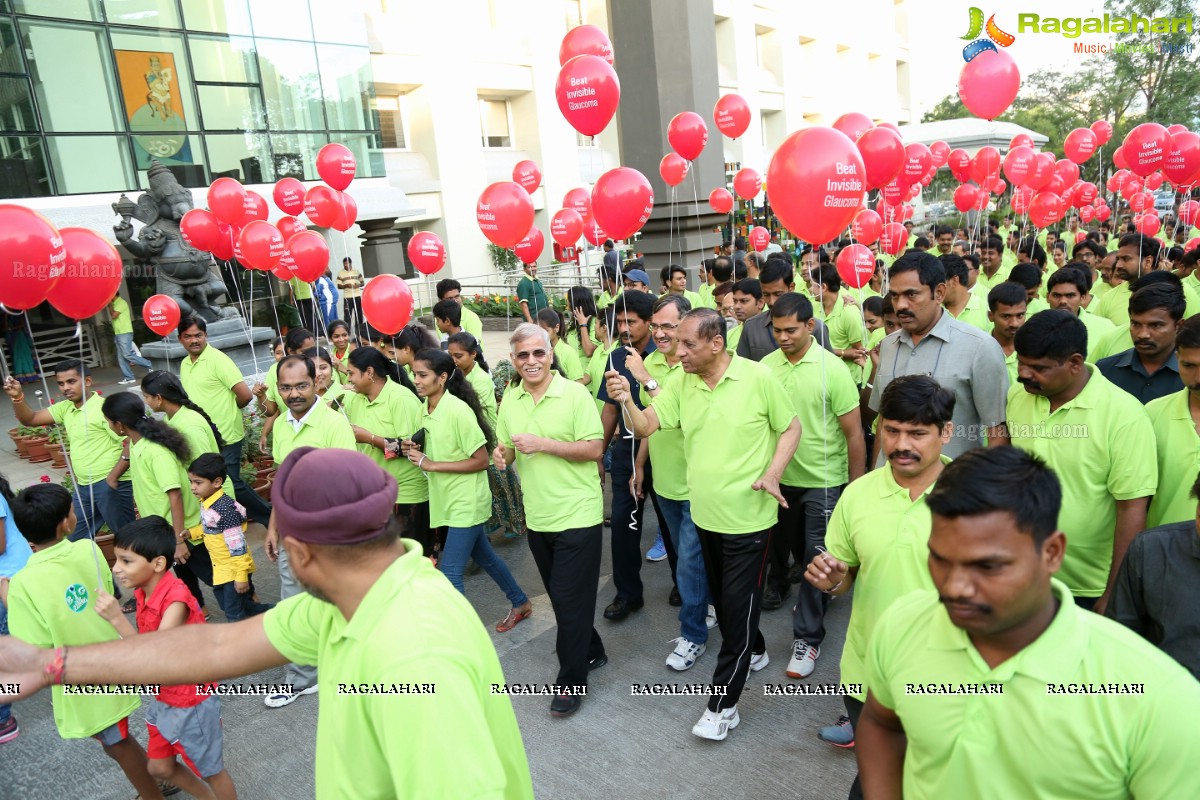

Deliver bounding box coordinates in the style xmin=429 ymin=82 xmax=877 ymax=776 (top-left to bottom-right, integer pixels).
xmin=289 ymin=276 xmax=316 ymax=332
xmin=109 ymin=295 xmax=153 ymax=385
xmin=516 ymin=264 xmax=548 ymax=324
xmin=858 ymin=447 xmax=1200 ymax=800
xmin=0 ymin=448 xmax=535 ymax=800
xmin=435 ymin=278 xmax=485 ymax=346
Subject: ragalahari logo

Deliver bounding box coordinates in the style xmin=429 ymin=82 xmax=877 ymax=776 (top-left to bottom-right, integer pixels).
xmin=961 ymin=7 xmax=1015 ymax=62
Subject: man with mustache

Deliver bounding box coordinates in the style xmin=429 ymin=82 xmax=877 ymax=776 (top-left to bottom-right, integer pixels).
xmin=857 ymin=446 xmax=1200 ymax=799
xmin=804 ymin=375 xmax=953 ymax=793
xmin=1096 ymin=283 xmax=1185 ymax=404
xmin=1008 ymin=310 xmax=1156 ymax=615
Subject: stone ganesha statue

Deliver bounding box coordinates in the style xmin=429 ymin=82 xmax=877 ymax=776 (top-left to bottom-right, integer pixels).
xmin=113 ymin=160 xmax=239 ymax=322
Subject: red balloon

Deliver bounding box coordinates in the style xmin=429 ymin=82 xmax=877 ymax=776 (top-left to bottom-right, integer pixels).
xmin=559 ymin=24 xmax=613 ymax=66
xmin=851 ymin=209 xmax=883 ymax=245
xmin=958 ymin=49 xmax=1020 ymax=120
xmin=513 ymin=160 xmax=542 ymax=194
xmin=362 ymin=274 xmax=413 ymax=335
xmin=1090 ymin=120 xmax=1113 ymax=145
xmin=1079 ymin=206 xmax=1095 ymax=224
xmin=1074 ymin=182 xmax=1098 ymax=206
xmin=1166 ymin=124 xmax=1189 ymax=136
xmin=406 ymin=231 xmax=446 ymax=275
xmin=856 ymin=126 xmax=905 ymax=190
xmin=1096 ymin=205 xmax=1112 ymax=222
xmin=668 ymin=111 xmax=708 ymax=161
xmin=1029 ymin=192 xmax=1064 ymax=228
xmin=555 ymin=55 xmax=620 ymax=137
xmin=550 ymin=209 xmax=584 ymax=247
xmin=1026 ymin=152 xmax=1056 ymax=191
xmin=1123 ymin=123 xmax=1170 ymax=177
xmin=878 ymin=222 xmax=907 ymax=256
xmin=1113 ymin=146 xmax=1129 ymax=171
xmin=317 ymin=143 xmax=356 ymax=191
xmin=237 ymin=220 xmax=286 ymax=271
xmin=143 ymin=294 xmax=181 ymax=337
xmin=1137 ymin=214 xmax=1162 ymax=237
xmin=1009 ymin=133 xmax=1034 ymax=150
xmin=0 ymin=205 xmax=63 ymax=310
xmin=987 ymin=177 xmax=1007 ymax=195
xmin=1054 ymin=159 xmax=1080 ymax=185
xmin=477 ymin=182 xmax=535 ymax=249
xmin=1002 ymin=145 xmax=1036 ymax=186
xmin=713 ymin=94 xmax=751 ymax=139
xmin=953 ymin=184 xmax=980 ymax=213
xmin=282 ymin=231 xmax=330 ymax=283
xmin=277 ymin=215 xmax=307 ymax=241
xmin=877 ymin=122 xmax=901 ymax=135
xmin=1063 ymin=128 xmax=1098 ymax=164
xmin=271 ymin=257 xmax=294 ymax=282
xmin=902 ymin=142 xmax=933 ymax=186
xmin=1144 ymin=172 xmax=1164 ymax=191
xmin=207 ymin=177 xmax=246 ymax=226
xmin=1011 ymin=186 xmax=1033 ymax=215
xmin=273 ymin=177 xmax=306 ymax=216
xmin=947 ymin=148 xmax=972 ymax=182
xmin=180 ymin=209 xmax=221 ymax=252
xmin=46 ymin=228 xmax=122 ymax=320
xmin=514 ymin=227 xmax=545 ymax=265
xmin=582 ymin=214 xmax=607 ymax=247
xmin=331 ymin=192 xmax=357 ymax=232
xmin=929 ymin=140 xmax=951 ymax=167
xmin=1164 ymin=131 xmax=1200 ymax=186
xmin=709 ymin=188 xmax=734 ymax=215
xmin=836 ymin=243 xmax=876 ymax=289
xmin=241 ymin=191 xmax=268 ymax=225
xmin=588 ymin=167 xmax=652 ymax=241
xmin=211 ymin=223 xmax=235 ymax=261
xmin=767 ymin=127 xmax=865 ymax=245
xmin=882 ymin=178 xmax=905 ymax=206
xmin=564 ymin=188 xmax=591 ymax=219
xmin=1129 ymin=191 xmax=1155 ymax=213
xmin=749 ymin=226 xmax=770 ymax=252
xmin=832 ymin=113 xmax=874 ymax=145
xmin=305 ymin=185 xmax=342 ymax=228
xmin=733 ymin=168 xmax=762 ymax=200
xmin=1178 ymin=200 xmax=1200 ymax=228
xmin=970 ymin=146 xmax=1001 ymax=183
xmin=659 ymin=153 xmax=689 ymax=187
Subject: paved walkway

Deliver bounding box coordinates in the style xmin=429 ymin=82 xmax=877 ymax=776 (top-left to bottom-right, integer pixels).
xmin=0 ymin=336 xmax=860 ymax=799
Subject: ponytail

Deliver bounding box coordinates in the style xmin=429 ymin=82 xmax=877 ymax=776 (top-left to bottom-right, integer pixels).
xmin=102 ymin=392 xmax=191 ymax=466
xmin=414 ymin=349 xmax=495 ymax=450
xmin=447 ymin=331 xmax=489 ymax=373
xmin=141 ymin=371 xmax=225 ymax=450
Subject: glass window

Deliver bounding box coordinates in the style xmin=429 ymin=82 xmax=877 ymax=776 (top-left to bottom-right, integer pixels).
xmin=102 ymin=0 xmax=181 ymax=28
xmin=317 ymin=44 xmax=372 ymax=131
xmin=12 ymin=0 xmax=102 ymax=21
xmin=268 ymin=132 xmax=326 ymax=181
xmin=198 ymin=84 xmax=264 ymax=130
xmin=46 ymin=135 xmax=134 ymax=194
xmin=479 ymin=98 xmax=510 ymax=148
xmin=134 ymin=135 xmax=207 ymax=187
xmin=328 ymin=131 xmax=380 ymax=178
xmin=21 ymin=20 xmax=123 ymax=132
xmin=248 ymin=0 xmax=312 ymax=42
xmin=1 ymin=18 xmax=23 ymax=72
xmin=309 ymin=0 xmax=368 ymax=45
xmin=180 ymin=0 xmax=252 ymax=34
xmin=256 ymin=39 xmax=324 ymax=130
xmin=189 ymin=35 xmax=258 ymax=83
xmin=204 ymin=131 xmax=270 ymax=183
xmin=372 ymin=95 xmax=405 ymax=149
xmin=0 ymin=77 xmax=36 ymax=132
xmin=0 ymin=135 xmax=50 ymax=198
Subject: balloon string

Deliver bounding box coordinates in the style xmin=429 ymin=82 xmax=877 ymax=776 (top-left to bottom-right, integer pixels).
xmin=221 ymin=258 xmax=260 ymax=378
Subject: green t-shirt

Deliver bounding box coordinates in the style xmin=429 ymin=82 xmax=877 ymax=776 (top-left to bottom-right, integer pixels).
xmin=272 ymin=400 xmax=357 ymax=465
xmin=566 ymin=318 xmax=602 ymax=370
xmin=130 ymin=437 xmax=201 ymax=532
xmin=650 ymin=356 xmax=796 ymax=533
xmin=812 ymin=294 xmax=867 ymax=384
xmin=7 ymin=539 xmax=140 ymax=738
xmin=422 ymin=393 xmax=490 ymax=528
xmin=948 ymin=292 xmax=991 ymax=333
xmin=167 ymin=405 xmax=220 ymax=464
xmin=179 ymin=345 xmax=247 ymax=444
xmin=865 ymin=581 xmax=1200 ymax=800
xmin=1145 ymin=388 xmax=1200 ymax=528
xmin=516 ymin=276 xmax=548 ymax=318
xmin=725 ymin=323 xmax=743 ymax=354
xmin=1092 ymin=281 xmax=1131 ymax=328
xmin=696 ymin=283 xmax=716 ymax=309
xmin=460 ymin=306 xmax=484 ymax=343
xmin=761 ymin=344 xmax=858 ymax=488
xmin=290 ymin=276 xmax=313 ymax=301
xmin=262 ymin=543 xmax=534 ymax=800
xmin=49 ymin=392 xmax=127 ymax=485
xmin=823 ymin=458 xmax=947 ymax=699
xmin=596 ymin=288 xmax=622 ymax=310
xmin=109 ymin=296 xmax=133 ymax=335
xmin=340 ymin=380 xmax=426 ymax=503
xmin=553 ymin=339 xmax=584 ymax=381
xmin=496 ymin=375 xmax=603 ymax=531
xmin=640 ymin=352 xmax=686 ymax=501
xmin=1006 ymin=368 xmax=1158 ymax=596
xmin=1077 ymin=307 xmax=1117 ymax=362
xmin=464 ymin=365 xmax=497 ymax=430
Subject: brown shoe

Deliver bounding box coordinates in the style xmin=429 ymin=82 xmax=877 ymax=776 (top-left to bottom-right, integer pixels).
xmin=496 ymin=602 xmax=532 ymax=632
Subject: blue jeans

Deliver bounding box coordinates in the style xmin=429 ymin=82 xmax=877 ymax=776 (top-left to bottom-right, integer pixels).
xmin=220 ymin=439 xmax=272 ymax=526
xmin=69 ymin=479 xmax=135 ymax=542
xmin=658 ymin=497 xmax=710 ymax=644
xmin=440 ymin=523 xmax=528 ymax=607
xmin=212 ymin=581 xmax=274 ymax=622
xmin=114 ymin=332 xmax=152 ymax=380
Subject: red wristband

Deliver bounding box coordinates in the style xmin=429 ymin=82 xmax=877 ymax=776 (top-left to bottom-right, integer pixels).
xmin=43 ymin=646 xmax=67 ymax=685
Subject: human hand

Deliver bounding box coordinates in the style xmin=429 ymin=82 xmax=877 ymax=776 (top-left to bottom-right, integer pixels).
xmin=2 ymin=377 xmax=22 ymax=399
xmin=265 ymin=516 xmax=279 ymax=562
xmin=175 ymin=542 xmax=190 ymax=564
xmin=630 ymin=466 xmax=644 ymax=501
xmin=604 ymin=371 xmax=632 ymax=403
xmin=235 ymin=580 xmax=250 ymax=595
xmin=804 ymin=551 xmax=849 ymax=592
xmin=624 ymin=348 xmax=651 ymax=384
xmin=751 ymin=472 xmax=788 ymax=508
xmin=0 ymin=637 xmax=56 ymax=702
xmin=511 ymin=434 xmax=544 ymax=455
xmin=493 ymin=446 xmax=508 ymax=471
xmin=93 ymin=590 xmax=123 ymax=625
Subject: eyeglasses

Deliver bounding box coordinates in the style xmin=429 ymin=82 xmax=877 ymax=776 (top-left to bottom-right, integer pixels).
xmin=514 ymin=349 xmax=548 ymax=362
xmin=648 ymin=323 xmax=679 ymax=333
xmin=279 ymin=382 xmax=312 ymax=393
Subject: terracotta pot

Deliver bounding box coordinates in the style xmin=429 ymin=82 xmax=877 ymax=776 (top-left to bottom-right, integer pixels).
xmin=254 ymin=466 xmax=275 ymax=481
xmin=8 ymin=428 xmax=20 ymax=453
xmin=14 ymin=435 xmax=31 ymax=459
xmin=252 ymin=475 xmax=272 ymax=501
xmin=95 ymin=532 xmax=117 ymax=568
xmin=25 ymin=436 xmax=51 ymax=463
xmin=253 ymin=456 xmax=274 ymax=469
xmin=48 ymin=443 xmax=67 ymax=468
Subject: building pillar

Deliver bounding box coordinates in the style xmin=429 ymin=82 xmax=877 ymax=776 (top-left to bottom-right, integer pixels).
xmin=357 ymin=217 xmax=405 ymax=279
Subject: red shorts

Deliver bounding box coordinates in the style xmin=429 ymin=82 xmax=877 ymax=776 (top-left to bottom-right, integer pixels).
xmin=145 ymin=697 xmax=224 ymax=778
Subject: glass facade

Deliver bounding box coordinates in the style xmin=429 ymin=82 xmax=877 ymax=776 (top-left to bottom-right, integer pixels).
xmin=0 ymin=0 xmax=380 ymax=197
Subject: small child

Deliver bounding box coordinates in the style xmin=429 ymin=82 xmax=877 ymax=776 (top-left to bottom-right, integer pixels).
xmin=95 ymin=516 xmax=239 ymax=800
xmin=4 ymin=484 xmax=165 ymax=800
xmin=187 ymin=454 xmax=273 ymax=622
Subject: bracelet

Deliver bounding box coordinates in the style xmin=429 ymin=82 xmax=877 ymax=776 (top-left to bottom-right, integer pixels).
xmin=417 ymin=455 xmax=427 ymax=470
xmin=823 ymin=580 xmax=844 ymax=595
xmin=44 ymin=646 xmax=67 ymax=685
xmin=11 ymin=394 xmax=24 ymax=404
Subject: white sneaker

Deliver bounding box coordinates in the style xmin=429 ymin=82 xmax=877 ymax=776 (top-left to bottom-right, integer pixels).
xmin=264 ymin=684 xmax=318 ymax=708
xmin=692 ymin=706 xmax=739 ymax=740
xmin=786 ymin=640 xmax=820 ymax=679
xmin=117 ymin=378 xmax=137 ymax=385
xmin=706 ymin=604 xmax=717 ymax=629
xmin=749 ymin=650 xmax=769 ymax=672
xmin=665 ymin=637 xmax=706 ymax=671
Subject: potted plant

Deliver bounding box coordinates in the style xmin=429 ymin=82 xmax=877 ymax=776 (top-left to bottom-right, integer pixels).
xmin=94 ymin=524 xmax=116 ymax=568
xmin=45 ymin=426 xmax=67 ymax=469
xmin=8 ymin=427 xmax=21 ymax=453
xmin=20 ymin=425 xmax=50 ymax=462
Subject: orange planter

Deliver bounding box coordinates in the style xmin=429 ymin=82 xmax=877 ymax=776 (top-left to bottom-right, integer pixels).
xmin=25 ymin=436 xmax=51 ymax=463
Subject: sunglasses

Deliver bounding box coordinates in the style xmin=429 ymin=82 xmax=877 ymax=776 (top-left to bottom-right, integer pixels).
xmin=514 ymin=349 xmax=549 ymax=362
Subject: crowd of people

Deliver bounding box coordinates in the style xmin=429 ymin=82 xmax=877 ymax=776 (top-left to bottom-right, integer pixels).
xmin=2 ymin=211 xmax=1200 ymax=797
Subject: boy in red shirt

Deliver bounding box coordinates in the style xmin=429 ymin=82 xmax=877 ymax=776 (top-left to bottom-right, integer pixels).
xmin=96 ymin=516 xmax=239 ymax=800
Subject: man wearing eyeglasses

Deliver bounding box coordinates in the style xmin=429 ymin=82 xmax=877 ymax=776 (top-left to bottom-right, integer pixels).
xmin=494 ymin=324 xmax=606 ymax=718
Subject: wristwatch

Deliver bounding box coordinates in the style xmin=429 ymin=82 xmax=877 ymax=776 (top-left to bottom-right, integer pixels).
xmin=644 ymin=379 xmax=659 ymax=392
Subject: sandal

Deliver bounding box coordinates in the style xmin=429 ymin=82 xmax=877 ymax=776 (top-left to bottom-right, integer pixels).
xmin=121 ymin=598 xmax=137 ymax=614
xmin=496 ymin=603 xmax=532 ymax=633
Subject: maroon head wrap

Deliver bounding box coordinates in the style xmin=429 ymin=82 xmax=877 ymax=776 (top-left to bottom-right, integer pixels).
xmin=271 ymin=446 xmax=398 ymax=544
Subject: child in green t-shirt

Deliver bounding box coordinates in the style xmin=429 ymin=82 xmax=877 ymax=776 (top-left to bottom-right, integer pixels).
xmin=2 ymin=484 xmax=165 ymax=800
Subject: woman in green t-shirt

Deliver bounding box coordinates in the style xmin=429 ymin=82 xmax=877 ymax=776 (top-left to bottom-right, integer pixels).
xmin=408 ymin=349 xmax=531 ymax=632
xmin=141 ymin=370 xmax=224 ymax=459
xmin=303 ymin=347 xmax=348 ymax=411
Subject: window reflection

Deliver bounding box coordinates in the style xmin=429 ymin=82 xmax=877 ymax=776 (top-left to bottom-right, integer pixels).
xmin=256 ymin=39 xmax=325 ymax=130
xmin=205 ymin=131 xmax=271 ymax=183
xmin=0 ymin=135 xmax=50 ymax=197
xmin=21 ymin=19 xmax=124 ymax=132
xmin=180 ymin=0 xmax=253 ymax=34
xmin=46 ymin=135 xmax=134 ymax=194
xmin=102 ymin=0 xmax=181 ymax=29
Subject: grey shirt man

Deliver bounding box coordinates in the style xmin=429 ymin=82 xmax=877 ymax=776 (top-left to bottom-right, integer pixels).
xmin=736 ymin=310 xmax=832 ymax=362
xmin=869 ymin=309 xmax=1009 ymax=459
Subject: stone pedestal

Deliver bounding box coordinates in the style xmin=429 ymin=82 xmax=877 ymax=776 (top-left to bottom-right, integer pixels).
xmin=140 ymin=318 xmax=277 ymax=378
xmin=359 ymin=217 xmax=406 ymax=279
